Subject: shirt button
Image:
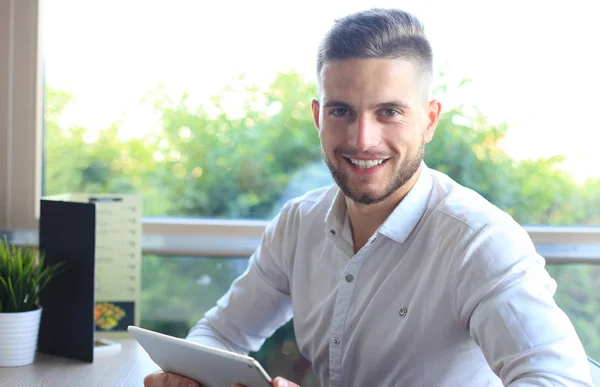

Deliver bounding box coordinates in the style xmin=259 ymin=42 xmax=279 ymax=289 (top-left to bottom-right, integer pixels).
xmin=329 ymin=229 xmax=336 ymax=236
xmin=331 ymin=337 xmax=340 ymax=346
xmin=345 ymin=274 xmax=354 ymax=283
xmin=399 ymin=308 xmax=408 ymax=317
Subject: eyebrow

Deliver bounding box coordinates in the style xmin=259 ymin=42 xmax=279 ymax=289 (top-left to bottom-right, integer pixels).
xmin=322 ymin=99 xmax=411 ymax=111
xmin=322 ymin=100 xmax=352 ymax=109
xmin=376 ymin=100 xmax=411 ymax=111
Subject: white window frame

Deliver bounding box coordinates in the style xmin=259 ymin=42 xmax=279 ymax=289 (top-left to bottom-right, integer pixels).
xmin=2 ymin=0 xmax=600 ymax=263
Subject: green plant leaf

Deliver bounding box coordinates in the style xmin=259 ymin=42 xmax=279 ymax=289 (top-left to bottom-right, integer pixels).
xmin=7 ymin=277 xmax=18 ymax=311
xmin=0 ymin=238 xmax=64 ymax=313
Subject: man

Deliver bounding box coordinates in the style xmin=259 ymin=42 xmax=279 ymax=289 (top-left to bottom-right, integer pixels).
xmin=145 ymin=8 xmax=593 ymax=387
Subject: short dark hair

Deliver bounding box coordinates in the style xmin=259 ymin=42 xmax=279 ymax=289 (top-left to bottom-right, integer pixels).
xmin=316 ymin=8 xmax=433 ymax=81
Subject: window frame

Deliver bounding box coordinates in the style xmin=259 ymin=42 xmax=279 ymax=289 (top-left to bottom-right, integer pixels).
xmin=1 ymin=0 xmax=599 ymax=263
xmin=0 ymin=0 xmax=43 ymax=231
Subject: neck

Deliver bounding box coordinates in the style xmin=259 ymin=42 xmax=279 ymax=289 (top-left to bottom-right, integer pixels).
xmin=346 ymin=166 xmax=422 ymax=253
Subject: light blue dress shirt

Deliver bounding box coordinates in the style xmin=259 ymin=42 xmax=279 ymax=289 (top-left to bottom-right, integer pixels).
xmin=187 ymin=164 xmax=593 ymax=386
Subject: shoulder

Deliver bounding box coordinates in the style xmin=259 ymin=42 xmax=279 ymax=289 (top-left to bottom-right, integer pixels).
xmin=423 ymin=169 xmax=536 ymax=264
xmin=422 ymin=173 xmax=548 ymax=327
xmin=265 ymin=184 xmax=338 ymax=237
xmin=427 ymin=168 xmax=519 ymax=234
xmin=278 ymin=184 xmax=338 ymax=221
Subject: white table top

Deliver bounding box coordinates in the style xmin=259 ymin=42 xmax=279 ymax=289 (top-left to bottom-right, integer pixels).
xmin=3 ymin=339 xmax=599 ymax=386
xmin=0 ymin=339 xmax=159 ymax=387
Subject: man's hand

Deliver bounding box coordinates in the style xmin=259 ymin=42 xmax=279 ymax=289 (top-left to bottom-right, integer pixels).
xmin=144 ymin=370 xmax=200 ymax=387
xmin=145 ymin=371 xmax=299 ymax=387
xmin=233 ymin=376 xmax=300 ymax=387
xmin=271 ymin=377 xmax=301 ymax=387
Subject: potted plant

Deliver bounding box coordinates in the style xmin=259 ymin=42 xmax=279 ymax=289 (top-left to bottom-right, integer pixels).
xmin=0 ymin=237 xmax=64 ymax=367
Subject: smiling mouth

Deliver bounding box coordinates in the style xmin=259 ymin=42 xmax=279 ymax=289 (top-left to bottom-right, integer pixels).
xmin=344 ymin=157 xmax=389 ymax=169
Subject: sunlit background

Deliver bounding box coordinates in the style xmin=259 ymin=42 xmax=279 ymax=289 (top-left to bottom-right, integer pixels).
xmin=45 ymin=0 xmax=600 ymax=181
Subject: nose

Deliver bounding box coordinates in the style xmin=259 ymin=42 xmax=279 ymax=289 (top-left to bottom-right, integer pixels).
xmin=349 ymin=114 xmax=381 ymax=151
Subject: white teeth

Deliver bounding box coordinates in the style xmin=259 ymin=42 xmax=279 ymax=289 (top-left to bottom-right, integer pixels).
xmin=350 ymin=158 xmax=384 ymax=169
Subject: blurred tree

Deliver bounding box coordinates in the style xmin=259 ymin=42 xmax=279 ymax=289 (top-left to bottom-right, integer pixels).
xmin=140 ymin=255 xmax=248 ymax=337
xmin=141 ymin=72 xmax=320 ymax=218
xmin=44 ymin=87 xmax=167 ymax=216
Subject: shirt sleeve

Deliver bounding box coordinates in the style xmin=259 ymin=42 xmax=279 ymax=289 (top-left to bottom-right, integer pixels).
xmin=185 ymin=203 xmax=295 ymax=354
xmin=454 ymin=220 xmax=594 ymax=386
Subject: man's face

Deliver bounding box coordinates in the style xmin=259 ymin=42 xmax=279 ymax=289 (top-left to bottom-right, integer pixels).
xmin=312 ymin=58 xmax=439 ymax=205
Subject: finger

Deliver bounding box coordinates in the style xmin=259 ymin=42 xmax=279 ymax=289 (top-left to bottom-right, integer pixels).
xmin=144 ymin=370 xmax=200 ymax=387
xmin=144 ymin=370 xmax=164 ymax=387
xmin=273 ymin=376 xmax=300 ymax=387
xmin=163 ymin=371 xmax=201 ymax=387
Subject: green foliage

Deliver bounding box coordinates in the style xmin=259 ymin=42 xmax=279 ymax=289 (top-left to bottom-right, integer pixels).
xmin=145 ymin=72 xmax=319 ymax=218
xmin=547 ymin=263 xmax=600 ymax=360
xmin=0 ymin=238 xmax=64 ymax=313
xmin=140 ymin=255 xmax=247 ymax=336
xmin=425 ymin=106 xmax=519 ymax=214
xmin=45 ymin=72 xmax=320 ymax=219
xmin=425 ymin=105 xmax=600 ymax=226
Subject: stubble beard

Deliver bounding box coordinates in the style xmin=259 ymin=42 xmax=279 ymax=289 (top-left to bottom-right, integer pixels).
xmin=322 ymin=139 xmax=424 ymax=205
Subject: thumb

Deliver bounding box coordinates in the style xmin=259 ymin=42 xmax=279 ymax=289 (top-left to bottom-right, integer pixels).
xmin=273 ymin=376 xmax=300 ymax=387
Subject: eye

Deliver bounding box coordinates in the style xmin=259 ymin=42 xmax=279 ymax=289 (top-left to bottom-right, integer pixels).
xmin=329 ymin=108 xmax=349 ymax=117
xmin=381 ymin=109 xmax=401 ymax=117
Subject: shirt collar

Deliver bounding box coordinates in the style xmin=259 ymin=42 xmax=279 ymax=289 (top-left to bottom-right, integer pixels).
xmin=379 ymin=163 xmax=433 ymax=243
xmin=324 ymin=162 xmax=433 ymax=244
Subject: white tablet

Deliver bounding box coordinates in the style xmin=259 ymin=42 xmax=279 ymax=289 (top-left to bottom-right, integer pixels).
xmin=128 ymin=325 xmax=272 ymax=387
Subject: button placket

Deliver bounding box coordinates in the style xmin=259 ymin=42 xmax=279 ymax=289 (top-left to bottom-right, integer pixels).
xmin=329 ymin=255 xmax=364 ymax=386
xmin=329 ymin=269 xmax=356 ymax=384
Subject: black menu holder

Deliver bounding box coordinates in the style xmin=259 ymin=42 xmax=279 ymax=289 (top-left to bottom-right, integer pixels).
xmin=38 ymin=199 xmax=96 ymax=362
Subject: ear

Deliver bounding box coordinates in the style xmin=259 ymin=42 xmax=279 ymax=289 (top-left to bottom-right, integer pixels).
xmin=311 ymin=98 xmax=321 ymax=131
xmin=424 ymin=99 xmax=442 ymax=144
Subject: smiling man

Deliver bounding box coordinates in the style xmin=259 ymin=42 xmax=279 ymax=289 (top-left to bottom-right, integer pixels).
xmin=145 ymin=8 xmax=593 ymax=387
